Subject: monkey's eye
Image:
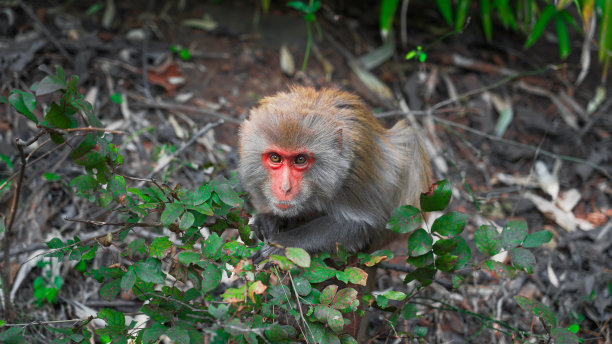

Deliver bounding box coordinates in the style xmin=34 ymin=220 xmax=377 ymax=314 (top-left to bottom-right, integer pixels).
xmin=269 ymin=154 xmax=281 ymax=163
xmin=294 ymin=155 xmax=307 ymax=165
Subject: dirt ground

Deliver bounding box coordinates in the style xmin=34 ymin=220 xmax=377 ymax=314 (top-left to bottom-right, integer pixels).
xmin=0 ymin=0 xmax=611 ymax=342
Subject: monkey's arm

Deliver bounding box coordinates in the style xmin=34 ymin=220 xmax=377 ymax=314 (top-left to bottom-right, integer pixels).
xmin=252 ymin=215 xmax=375 ymax=262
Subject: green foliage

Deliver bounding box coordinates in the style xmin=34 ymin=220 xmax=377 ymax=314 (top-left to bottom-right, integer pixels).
xmin=380 ymin=0 xmax=399 ymax=38
xmin=425 ymin=0 xmax=612 ymax=69
xmin=515 ymin=296 xmax=580 ymax=343
xmin=33 ymin=261 xmax=63 ymax=306
xmin=287 ymin=0 xmax=321 ymax=71
xmin=5 ymin=70 xmax=558 ymax=343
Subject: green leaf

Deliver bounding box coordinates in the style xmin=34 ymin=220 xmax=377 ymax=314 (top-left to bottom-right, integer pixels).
xmin=340 ymin=334 xmax=358 ymax=344
xmin=209 ymin=303 xmax=230 ymax=320
xmin=134 ymin=258 xmax=166 ymax=284
xmin=265 ymin=324 xmax=296 ymax=341
xmin=433 ymin=238 xmax=459 ymax=255
xmin=166 ymin=326 xmax=190 ymax=344
xmin=286 ymin=247 xmax=311 ymax=267
xmin=126 ymin=238 xmax=147 ymax=257
xmin=567 ymin=323 xmax=579 ymax=334
xmin=120 ymin=266 xmax=136 ymax=292
xmin=523 ymin=230 xmax=553 ymax=248
xmin=482 ymin=259 xmax=517 ymax=279
xmin=179 ymin=211 xmax=195 ymax=230
xmin=201 ymin=262 xmax=222 ymax=294
xmin=455 ymin=0 xmax=470 ymax=31
xmin=435 ymin=254 xmax=459 ymax=272
xmin=525 ymin=5 xmax=557 ymax=48
xmin=70 ymin=175 xmax=98 ymax=201
xmin=420 ymin=179 xmax=452 ymax=212
xmin=332 ymin=288 xmax=358 ymax=310
xmin=387 ymin=205 xmax=422 ymax=234
xmin=376 ymin=294 xmax=389 ymax=308
xmin=408 ymin=228 xmax=432 ymax=257
xmin=509 ymin=247 xmax=536 ymax=273
xmin=161 ymin=203 xmax=183 ymax=226
xmin=143 ymin=323 xmax=167 ymax=343
xmin=495 ymin=0 xmax=518 ymax=30
xmin=150 ymin=236 xmax=172 ymax=258
xmin=435 ymin=0 xmax=453 ymax=26
xmin=451 ymin=236 xmax=471 ymax=270
xmin=177 ymin=251 xmax=201 ymax=265
xmin=100 ymin=279 xmax=121 ymax=301
xmin=42 ymin=101 xmax=77 ymax=129
xmin=327 ymin=309 xmax=344 ymax=334
xmin=43 ymin=172 xmax=62 ymax=181
xmin=0 ymin=326 xmax=25 ymax=343
xmin=70 ymin=134 xmax=109 ymax=167
xmin=431 ymin=211 xmax=468 ymax=237
xmin=598 ymin=0 xmax=612 ymax=63
xmin=481 ymin=0 xmax=493 ymax=40
xmin=344 ymin=266 xmax=368 ymax=286
xmin=110 ymin=93 xmax=123 ymax=104
xmin=407 ymin=250 xmax=434 ymax=267
xmin=551 ymin=328 xmax=579 ymax=344
xmin=404 ymin=267 xmax=436 ymax=286
xmin=304 ymin=321 xmax=326 ymax=343
xmin=213 ymin=182 xmax=243 ymax=208
xmin=293 ymin=276 xmax=312 ymax=296
xmin=35 ymin=74 xmax=66 ymax=96
xmin=501 ymin=219 xmax=528 ymax=249
xmin=109 ymin=175 xmax=127 ymax=201
xmin=514 ymin=296 xmax=557 ymax=329
xmin=474 ymin=225 xmax=501 ymax=255
xmin=193 ymin=184 xmax=213 ymax=205
xmin=202 ymin=233 xmax=223 ymax=259
xmin=97 ymin=308 xmax=126 ymax=329
xmin=303 ymin=263 xmax=337 ymax=283
xmin=320 ymin=285 xmax=338 ymax=306
xmin=554 ymin=14 xmax=571 ymax=59
xmin=8 ymin=89 xmax=37 ymax=124
xmin=380 ymin=0 xmax=399 ymax=36
xmin=401 ymin=303 xmax=418 ymax=320
xmin=86 ymin=3 xmax=105 ymax=16
xmin=382 ymin=290 xmax=406 ymax=301
xmin=315 ymin=304 xmax=332 ymax=322
xmin=178 ymin=48 xmax=191 ymax=61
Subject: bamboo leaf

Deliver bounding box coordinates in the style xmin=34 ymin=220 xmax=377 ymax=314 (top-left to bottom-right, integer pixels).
xmin=555 ymin=15 xmax=571 ymax=59
xmin=436 ymin=0 xmax=453 ymax=26
xmin=481 ymin=0 xmax=493 ymax=40
xmin=525 ymin=4 xmax=557 ymax=48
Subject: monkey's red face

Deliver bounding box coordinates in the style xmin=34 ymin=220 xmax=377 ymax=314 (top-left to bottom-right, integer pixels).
xmin=262 ymin=147 xmax=314 ymax=211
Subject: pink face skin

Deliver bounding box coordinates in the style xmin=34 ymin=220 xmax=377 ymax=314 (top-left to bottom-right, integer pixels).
xmin=261 ymin=147 xmax=314 ymax=211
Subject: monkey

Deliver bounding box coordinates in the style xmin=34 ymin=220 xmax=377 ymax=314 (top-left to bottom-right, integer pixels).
xmin=238 ymin=86 xmax=432 ymax=262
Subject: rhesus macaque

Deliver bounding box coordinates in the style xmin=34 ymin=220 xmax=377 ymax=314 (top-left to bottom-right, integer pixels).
xmin=239 ymin=87 xmax=432 ymax=261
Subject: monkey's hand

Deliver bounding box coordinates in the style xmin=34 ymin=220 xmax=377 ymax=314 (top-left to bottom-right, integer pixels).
xmin=252 ymin=242 xmax=285 ymax=264
xmin=251 ymin=214 xmax=288 ymax=264
xmin=251 ymin=213 xmax=285 ymax=241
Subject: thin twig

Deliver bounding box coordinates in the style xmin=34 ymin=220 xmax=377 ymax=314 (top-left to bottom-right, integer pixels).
xmin=142 ymin=119 xmax=225 ymax=183
xmin=61 ymin=127 xmax=127 ymax=135
xmin=0 ymin=136 xmax=78 ymax=192
xmin=64 ymin=217 xmax=162 ymax=227
xmin=1 ymin=140 xmax=27 ymax=318
xmin=432 ymin=115 xmax=611 ymax=179
xmin=130 ymin=94 xmax=241 ymax=124
xmin=17 ymin=0 xmax=74 ymax=65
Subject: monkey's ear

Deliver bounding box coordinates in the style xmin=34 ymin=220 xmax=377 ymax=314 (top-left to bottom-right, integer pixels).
xmin=335 ymin=128 xmax=343 ymax=153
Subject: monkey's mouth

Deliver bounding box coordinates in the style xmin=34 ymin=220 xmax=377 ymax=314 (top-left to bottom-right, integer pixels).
xmin=275 ymin=202 xmax=292 ymax=210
